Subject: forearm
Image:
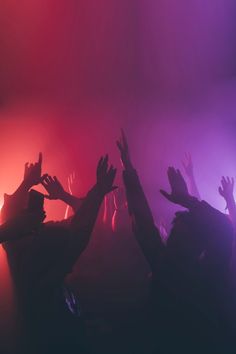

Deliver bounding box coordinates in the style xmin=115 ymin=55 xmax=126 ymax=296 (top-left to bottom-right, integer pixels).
xmin=64 ymin=185 xmax=104 ymax=266
xmin=123 ymin=168 xmax=155 ymax=227
xmin=225 ymin=196 xmax=236 ymax=230
xmin=224 ymin=196 xmax=236 ymax=270
xmin=60 ymin=191 xmax=84 ymax=213
xmin=123 ymin=168 xmax=164 ymax=270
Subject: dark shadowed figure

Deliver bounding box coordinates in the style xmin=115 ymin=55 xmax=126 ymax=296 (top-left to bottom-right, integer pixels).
xmin=117 ymin=130 xmax=234 ymax=354
xmin=2 ymin=153 xmax=117 ymax=354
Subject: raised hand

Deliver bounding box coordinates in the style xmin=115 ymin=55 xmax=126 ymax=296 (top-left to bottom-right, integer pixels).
xmin=219 ymin=176 xmax=234 ymax=202
xmin=160 ymin=167 xmax=191 ymax=207
xmin=182 ymin=153 xmax=193 ymax=177
xmin=24 ymin=152 xmax=43 ymax=188
xmin=41 ymin=175 xmax=66 ymax=200
xmin=96 ymin=155 xmax=117 ymax=195
xmin=116 ymin=129 xmax=133 ymax=170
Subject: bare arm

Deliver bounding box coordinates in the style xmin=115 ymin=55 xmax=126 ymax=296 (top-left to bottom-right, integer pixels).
xmin=117 ymin=130 xmax=164 ymax=272
xmin=63 ymin=156 xmax=117 ymax=269
xmin=41 ymin=175 xmax=84 ymax=214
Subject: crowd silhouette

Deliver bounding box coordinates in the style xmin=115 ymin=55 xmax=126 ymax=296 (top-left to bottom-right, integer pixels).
xmin=0 ymin=131 xmax=236 ymax=354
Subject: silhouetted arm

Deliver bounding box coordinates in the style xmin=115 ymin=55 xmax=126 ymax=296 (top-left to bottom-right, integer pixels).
xmin=63 ymin=156 xmax=117 ymax=269
xmin=123 ymin=168 xmax=164 ymax=272
xmin=161 ymin=167 xmax=233 ymax=278
xmin=117 ymin=130 xmax=164 ymax=272
xmin=64 ymin=172 xmax=82 ymax=219
xmin=36 ymin=157 xmax=117 ymax=288
xmin=41 ymin=175 xmax=84 ymax=213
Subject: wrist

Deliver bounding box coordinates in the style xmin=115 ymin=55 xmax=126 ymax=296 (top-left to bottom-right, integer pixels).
xmin=225 ymin=195 xmax=236 ymax=208
xmin=58 ymin=190 xmax=69 ymax=202
xmin=179 ymin=194 xmax=199 ymax=209
xmin=21 ymin=180 xmax=32 ymax=191
xmin=94 ymin=183 xmax=108 ymax=198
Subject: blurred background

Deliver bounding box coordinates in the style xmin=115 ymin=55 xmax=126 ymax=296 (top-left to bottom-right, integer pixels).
xmin=1 ymin=0 xmax=236 ymax=347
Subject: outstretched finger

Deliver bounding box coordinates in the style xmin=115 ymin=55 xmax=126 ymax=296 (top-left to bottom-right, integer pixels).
xmin=160 ymin=189 xmax=172 ymax=202
xmin=53 ymin=176 xmax=61 ymax=185
xmin=218 ymin=186 xmax=223 ymax=196
xmin=221 ymin=176 xmax=226 ymax=187
xmin=116 ymin=140 xmax=122 ymax=152
xmin=104 ymin=154 xmax=109 ymax=164
xmin=40 ymin=174 xmax=49 ymax=183
xmin=102 ymin=155 xmax=109 ymax=172
xmin=110 ymin=167 xmax=117 ymax=180
xmin=232 ymin=177 xmax=235 ymax=187
xmin=121 ymin=129 xmax=128 ymax=149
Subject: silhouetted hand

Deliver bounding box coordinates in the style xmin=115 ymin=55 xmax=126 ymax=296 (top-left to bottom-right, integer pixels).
xmin=41 ymin=175 xmax=66 ymax=200
xmin=182 ymin=153 xmax=193 ymax=177
xmin=160 ymin=167 xmax=191 ymax=207
xmin=117 ymin=129 xmax=133 ymax=170
xmin=96 ymin=155 xmax=117 ymax=195
xmin=219 ymin=176 xmax=234 ymax=202
xmin=24 ymin=153 xmax=43 ymax=188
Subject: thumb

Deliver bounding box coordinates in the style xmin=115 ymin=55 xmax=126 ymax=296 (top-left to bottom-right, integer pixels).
xmin=43 ymin=194 xmax=53 ymax=200
xmin=160 ymin=189 xmax=173 ymax=202
xmin=40 ymin=174 xmax=49 ymax=183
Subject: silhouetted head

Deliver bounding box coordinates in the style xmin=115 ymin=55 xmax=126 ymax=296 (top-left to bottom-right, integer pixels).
xmin=27 ymin=189 xmax=46 ymax=227
xmin=28 ymin=190 xmax=44 ymax=212
xmin=167 ymin=207 xmax=233 ymax=273
xmin=167 ymin=211 xmax=205 ymax=265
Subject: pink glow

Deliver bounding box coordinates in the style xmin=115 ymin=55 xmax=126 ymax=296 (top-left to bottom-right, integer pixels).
xmin=0 ymin=1 xmax=236 ymax=348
